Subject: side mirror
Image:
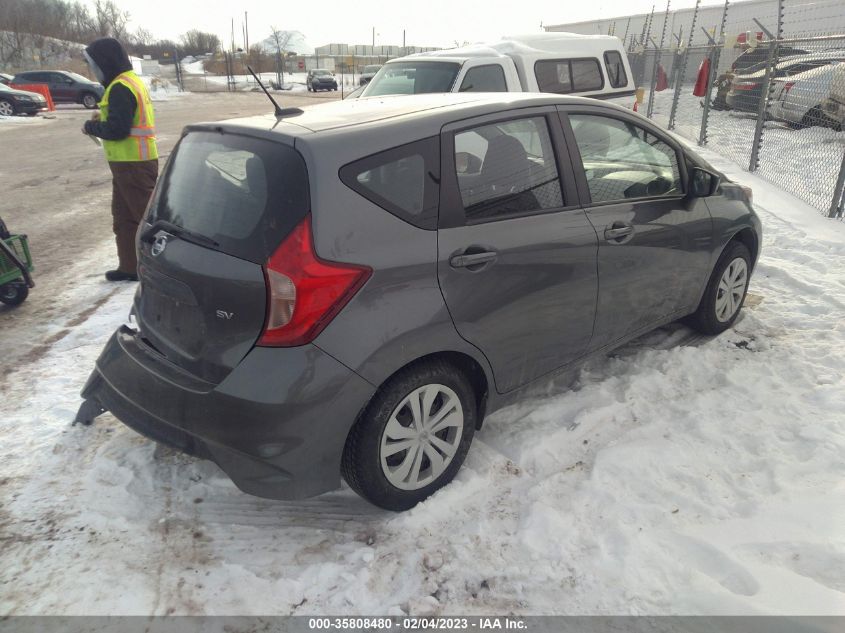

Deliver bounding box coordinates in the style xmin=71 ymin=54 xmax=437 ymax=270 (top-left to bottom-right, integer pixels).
xmin=689 ymin=167 xmax=720 ymax=197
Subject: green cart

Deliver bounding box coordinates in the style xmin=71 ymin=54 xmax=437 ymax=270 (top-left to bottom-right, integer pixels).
xmin=0 ymin=217 xmax=35 ymax=307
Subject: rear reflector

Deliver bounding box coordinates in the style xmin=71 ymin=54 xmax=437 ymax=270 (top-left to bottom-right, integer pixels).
xmin=734 ymin=82 xmax=759 ymax=91
xmin=258 ymin=215 xmax=371 ymax=347
xmin=782 ymin=81 xmax=795 ymax=95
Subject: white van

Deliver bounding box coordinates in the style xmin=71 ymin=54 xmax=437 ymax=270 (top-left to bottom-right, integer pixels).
xmin=359 ymin=33 xmax=635 ymax=100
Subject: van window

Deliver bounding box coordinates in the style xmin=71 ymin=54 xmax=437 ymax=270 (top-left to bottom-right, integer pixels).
xmin=604 ymin=51 xmax=628 ymax=88
xmin=459 ymin=64 xmax=508 ymax=92
xmin=535 ymin=58 xmax=604 ymax=94
xmin=570 ymin=114 xmax=682 ymax=204
xmin=149 ymin=131 xmax=310 ymax=263
xmin=362 ymin=61 xmax=460 ymax=96
xmin=339 ymin=137 xmax=440 ymax=230
xmin=453 ymin=116 xmax=563 ymax=222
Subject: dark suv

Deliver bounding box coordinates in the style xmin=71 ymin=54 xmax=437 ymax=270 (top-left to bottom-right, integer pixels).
xmin=306 ymin=68 xmax=337 ymax=91
xmin=78 ymin=93 xmax=761 ymax=511
xmin=11 ymin=70 xmax=104 ymax=108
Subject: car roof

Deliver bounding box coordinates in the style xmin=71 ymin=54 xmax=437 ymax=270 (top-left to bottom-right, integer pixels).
xmin=189 ymin=92 xmax=625 ymax=138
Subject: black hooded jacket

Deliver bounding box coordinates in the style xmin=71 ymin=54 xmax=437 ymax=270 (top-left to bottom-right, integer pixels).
xmin=83 ymin=38 xmax=139 ymax=143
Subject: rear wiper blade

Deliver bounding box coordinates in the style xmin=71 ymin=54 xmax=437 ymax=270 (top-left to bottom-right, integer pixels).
xmin=140 ymin=219 xmax=219 ymax=249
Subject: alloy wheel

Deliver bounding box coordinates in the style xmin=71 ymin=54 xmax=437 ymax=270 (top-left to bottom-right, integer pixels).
xmin=380 ymin=383 xmax=464 ymax=491
xmin=715 ymin=257 xmax=748 ymax=322
xmin=0 ymin=100 xmax=14 ymax=116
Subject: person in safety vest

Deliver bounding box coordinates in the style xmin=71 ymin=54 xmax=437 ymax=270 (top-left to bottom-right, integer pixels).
xmin=82 ymin=37 xmax=158 ymax=282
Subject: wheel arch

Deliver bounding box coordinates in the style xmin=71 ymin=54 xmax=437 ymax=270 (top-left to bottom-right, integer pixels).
xmin=351 ymin=350 xmax=491 ymax=434
xmin=730 ymin=226 xmax=759 ymax=271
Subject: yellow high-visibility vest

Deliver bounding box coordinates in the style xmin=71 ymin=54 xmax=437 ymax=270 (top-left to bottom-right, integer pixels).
xmin=99 ymin=70 xmax=158 ymax=162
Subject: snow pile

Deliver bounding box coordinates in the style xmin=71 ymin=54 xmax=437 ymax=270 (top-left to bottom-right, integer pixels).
xmin=1 ymin=146 xmax=845 ymax=615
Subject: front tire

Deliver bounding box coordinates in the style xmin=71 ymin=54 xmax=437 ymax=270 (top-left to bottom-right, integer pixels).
xmin=342 ymin=360 xmax=477 ymax=511
xmin=0 ymin=281 xmax=29 ymax=306
xmin=0 ymin=98 xmax=15 ymax=116
xmin=81 ymin=92 xmax=98 ymax=109
xmin=686 ymin=241 xmax=751 ymax=335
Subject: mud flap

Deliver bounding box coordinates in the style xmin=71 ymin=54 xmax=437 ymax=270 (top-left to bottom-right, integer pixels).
xmin=73 ymin=398 xmax=106 ymax=426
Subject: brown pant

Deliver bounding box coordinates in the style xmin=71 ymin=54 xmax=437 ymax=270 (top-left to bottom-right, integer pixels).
xmin=109 ymin=159 xmax=159 ymax=274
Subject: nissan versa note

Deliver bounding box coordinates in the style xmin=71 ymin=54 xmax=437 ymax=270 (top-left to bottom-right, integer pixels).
xmin=77 ymin=93 xmax=761 ymax=511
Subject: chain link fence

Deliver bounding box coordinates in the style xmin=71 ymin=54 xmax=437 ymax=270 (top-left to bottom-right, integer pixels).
xmin=621 ymin=1 xmax=845 ymax=219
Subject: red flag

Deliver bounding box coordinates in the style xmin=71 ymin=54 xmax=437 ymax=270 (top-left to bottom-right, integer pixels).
xmin=633 ymin=100 xmax=639 ymax=112
xmin=693 ymin=57 xmax=711 ymax=97
xmin=656 ymin=64 xmax=669 ymax=91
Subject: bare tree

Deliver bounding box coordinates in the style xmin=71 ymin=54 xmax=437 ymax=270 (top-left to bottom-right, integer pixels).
xmin=180 ymin=30 xmax=221 ymax=57
xmin=268 ymin=27 xmax=302 ymax=86
xmin=94 ymin=0 xmax=129 ymax=40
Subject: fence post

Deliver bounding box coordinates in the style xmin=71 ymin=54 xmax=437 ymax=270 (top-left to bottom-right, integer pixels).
xmin=698 ymin=45 xmax=717 ymax=145
xmin=748 ymin=0 xmax=784 ymax=172
xmin=669 ymin=0 xmax=701 ymax=129
xmin=647 ymin=0 xmax=672 ymax=119
xmin=748 ymin=42 xmax=777 ymax=172
xmin=830 ymin=149 xmax=845 ymax=219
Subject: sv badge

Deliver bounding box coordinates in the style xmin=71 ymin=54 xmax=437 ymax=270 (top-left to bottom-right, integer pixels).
xmin=216 ymin=310 xmax=234 ymax=320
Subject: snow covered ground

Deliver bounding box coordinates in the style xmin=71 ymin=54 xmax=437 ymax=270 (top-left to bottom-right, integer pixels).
xmin=1 ymin=138 xmax=845 ymax=615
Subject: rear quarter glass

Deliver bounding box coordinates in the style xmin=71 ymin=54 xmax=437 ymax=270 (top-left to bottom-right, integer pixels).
xmin=148 ymin=131 xmax=310 ymax=263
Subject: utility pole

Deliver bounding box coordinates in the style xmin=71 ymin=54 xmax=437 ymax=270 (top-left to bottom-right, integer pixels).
xmin=244 ymin=11 xmax=249 ymax=52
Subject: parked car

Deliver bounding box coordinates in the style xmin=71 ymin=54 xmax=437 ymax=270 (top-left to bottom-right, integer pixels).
xmin=730 ymin=44 xmax=808 ymax=75
xmin=769 ymin=62 xmax=844 ymax=129
xmin=359 ymin=64 xmax=382 ymax=86
xmin=77 ymin=93 xmax=761 ymax=511
xmin=358 ymin=33 xmax=635 ymax=100
xmin=11 ymin=70 xmax=104 ymax=108
xmin=306 ymin=69 xmax=337 ymax=91
xmin=0 ymin=82 xmax=48 ymax=116
xmin=726 ymin=51 xmax=845 ymax=113
xmin=0 ymin=72 xmax=13 ymax=85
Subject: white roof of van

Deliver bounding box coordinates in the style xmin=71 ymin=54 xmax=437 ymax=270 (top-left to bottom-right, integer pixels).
xmin=393 ymin=32 xmax=624 ymax=63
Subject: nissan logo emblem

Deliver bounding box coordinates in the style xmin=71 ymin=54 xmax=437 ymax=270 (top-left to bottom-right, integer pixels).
xmin=151 ymin=234 xmax=168 ymax=257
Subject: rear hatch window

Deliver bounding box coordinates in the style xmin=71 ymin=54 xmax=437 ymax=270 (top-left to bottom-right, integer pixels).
xmin=149 ymin=131 xmax=310 ymax=263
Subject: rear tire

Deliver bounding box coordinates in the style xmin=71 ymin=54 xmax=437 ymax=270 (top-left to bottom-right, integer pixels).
xmin=81 ymin=92 xmax=98 ymax=109
xmin=341 ymin=360 xmax=476 ymax=511
xmin=800 ymin=105 xmax=836 ymax=129
xmin=0 ymin=281 xmax=28 ymax=306
xmin=685 ymin=241 xmax=751 ymax=335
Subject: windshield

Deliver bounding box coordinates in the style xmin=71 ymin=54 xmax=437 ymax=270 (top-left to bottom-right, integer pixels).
xmin=313 ymin=69 xmax=330 ymax=76
xmin=361 ymin=61 xmax=460 ymax=96
xmin=363 ymin=65 xmax=380 ymax=73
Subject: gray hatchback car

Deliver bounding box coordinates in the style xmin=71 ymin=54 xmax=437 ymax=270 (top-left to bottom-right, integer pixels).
xmin=78 ymin=93 xmax=761 ymax=511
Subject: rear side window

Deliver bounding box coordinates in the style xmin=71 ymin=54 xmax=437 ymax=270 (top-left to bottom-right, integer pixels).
xmin=339 ymin=136 xmax=439 ymax=230
xmin=459 ymin=65 xmax=508 ymax=92
xmin=453 ymin=116 xmax=564 ymax=222
xmin=535 ymin=58 xmax=604 ymax=94
xmin=604 ymin=51 xmax=628 ymax=88
xmin=149 ymin=131 xmax=309 ymax=263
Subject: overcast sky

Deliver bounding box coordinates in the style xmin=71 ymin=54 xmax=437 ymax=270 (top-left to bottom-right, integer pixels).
xmin=81 ymin=0 xmax=728 ymax=50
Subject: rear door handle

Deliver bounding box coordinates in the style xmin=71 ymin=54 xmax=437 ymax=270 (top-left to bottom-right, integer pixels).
xmin=449 ymin=251 xmax=498 ymax=269
xmin=604 ymin=223 xmax=634 ymax=242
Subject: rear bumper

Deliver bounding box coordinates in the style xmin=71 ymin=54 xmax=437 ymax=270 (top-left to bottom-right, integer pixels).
xmin=81 ymin=327 xmax=376 ymax=500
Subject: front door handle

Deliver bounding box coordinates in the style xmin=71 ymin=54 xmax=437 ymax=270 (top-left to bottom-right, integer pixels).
xmin=604 ymin=223 xmax=634 ymax=242
xmin=449 ymin=250 xmax=498 ymax=269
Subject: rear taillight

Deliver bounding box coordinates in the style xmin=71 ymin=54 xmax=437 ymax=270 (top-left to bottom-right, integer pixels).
xmin=258 ymin=215 xmax=371 ymax=347
xmin=782 ymin=81 xmax=795 ymax=95
xmin=734 ymin=82 xmax=759 ymax=91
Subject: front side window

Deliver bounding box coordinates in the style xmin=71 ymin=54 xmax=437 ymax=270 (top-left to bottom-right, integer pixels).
xmin=570 ymin=114 xmax=682 ymax=204
xmin=535 ymin=58 xmax=603 ymax=94
xmin=603 ymin=51 xmax=628 ymax=88
xmin=453 ymin=116 xmax=563 ymax=222
xmin=339 ymin=137 xmax=439 ymax=229
xmin=459 ymin=64 xmax=508 ymax=92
